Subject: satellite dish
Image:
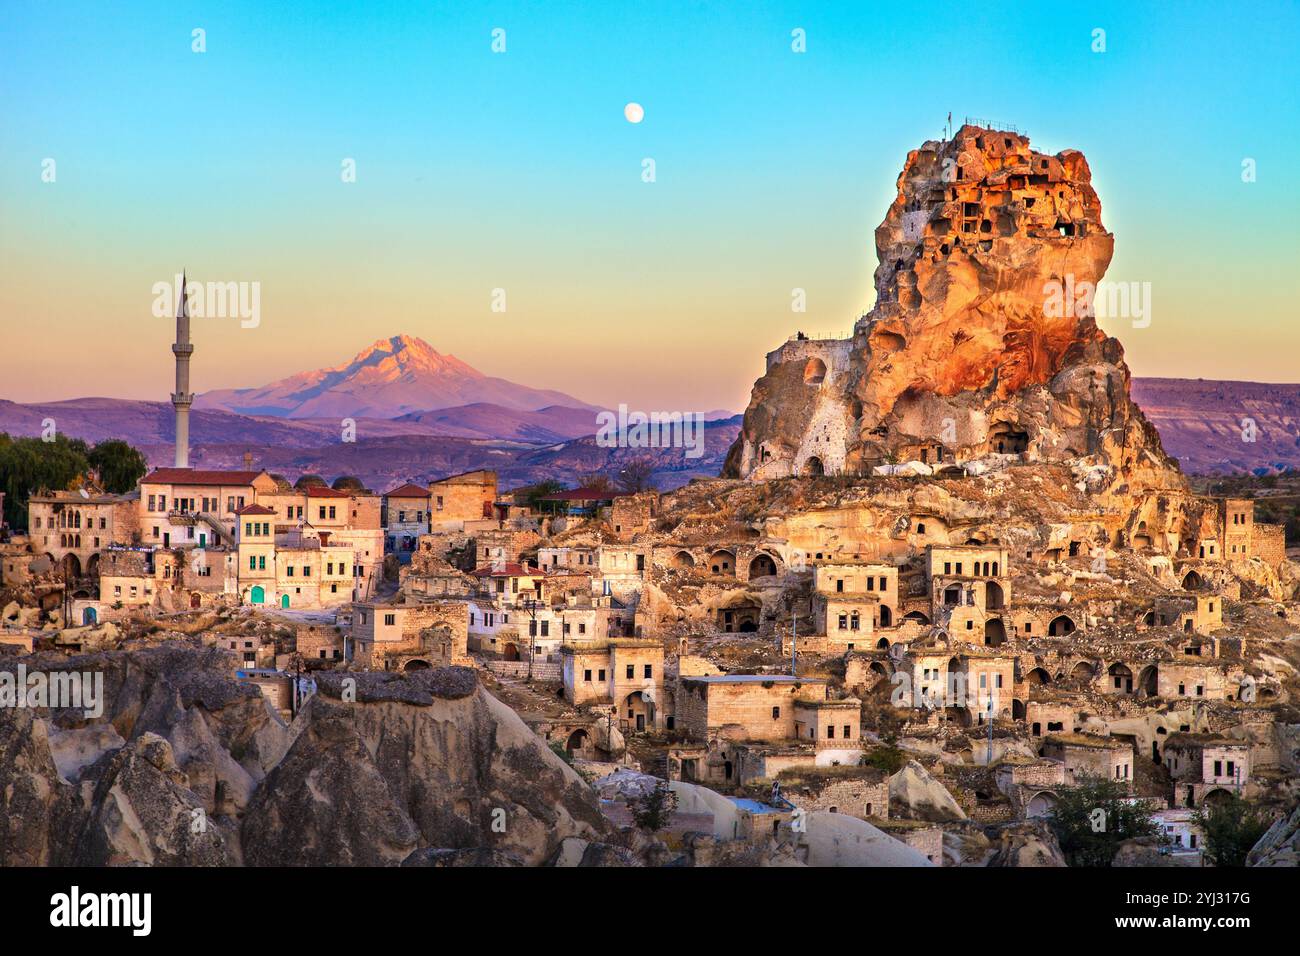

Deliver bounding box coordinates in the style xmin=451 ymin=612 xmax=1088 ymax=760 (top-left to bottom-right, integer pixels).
xmin=78 ymin=488 xmax=90 ymax=499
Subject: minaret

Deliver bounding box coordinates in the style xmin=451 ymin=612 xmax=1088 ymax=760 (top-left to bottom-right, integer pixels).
xmin=172 ymin=272 xmax=194 ymax=468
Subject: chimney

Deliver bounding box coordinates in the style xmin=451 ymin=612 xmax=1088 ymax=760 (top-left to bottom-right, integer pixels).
xmin=243 ymin=451 xmax=254 ymax=470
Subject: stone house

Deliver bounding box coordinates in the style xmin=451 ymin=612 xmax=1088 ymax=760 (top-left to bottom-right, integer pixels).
xmin=1041 ymin=733 xmax=1134 ymax=788
xmin=1163 ymin=733 xmax=1250 ymax=807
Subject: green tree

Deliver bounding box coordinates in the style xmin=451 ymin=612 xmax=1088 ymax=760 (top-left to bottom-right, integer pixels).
xmin=87 ymin=439 xmax=147 ymax=493
xmin=629 ymin=780 xmax=678 ymax=833
xmin=0 ymin=432 xmax=92 ymax=529
xmin=512 ymin=480 xmax=565 ymax=511
xmin=1047 ymin=776 xmax=1161 ymax=866
xmin=1192 ymin=795 xmax=1271 ymax=867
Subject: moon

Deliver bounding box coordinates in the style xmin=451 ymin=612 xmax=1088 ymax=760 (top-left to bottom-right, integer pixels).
xmin=624 ymin=102 xmax=644 ymax=124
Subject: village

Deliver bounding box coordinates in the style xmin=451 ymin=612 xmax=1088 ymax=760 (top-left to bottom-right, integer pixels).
xmin=2 ymin=125 xmax=1299 ymax=869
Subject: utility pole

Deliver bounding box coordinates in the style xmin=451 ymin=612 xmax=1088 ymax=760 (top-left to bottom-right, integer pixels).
xmin=986 ymin=693 xmax=995 ymax=765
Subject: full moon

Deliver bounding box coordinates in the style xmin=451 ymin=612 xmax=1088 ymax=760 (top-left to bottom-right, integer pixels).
xmin=624 ymin=102 xmax=644 ymax=124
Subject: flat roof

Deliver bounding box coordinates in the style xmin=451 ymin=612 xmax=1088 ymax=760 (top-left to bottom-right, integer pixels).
xmin=683 ymin=674 xmax=826 ymax=684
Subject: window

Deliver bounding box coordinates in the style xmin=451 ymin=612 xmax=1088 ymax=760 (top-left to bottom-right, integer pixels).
xmin=1214 ymin=759 xmax=1222 ymax=776
xmin=644 ymin=665 xmax=652 ymax=678
xmin=329 ymin=506 xmax=336 ymax=520
xmin=843 ymin=725 xmax=851 ymax=739
xmin=771 ymin=706 xmax=781 ymax=719
xmin=583 ymin=669 xmax=592 ymax=682
xmin=827 ymin=726 xmax=835 ymax=739
xmin=626 ymin=665 xmax=634 ymax=679
xmin=384 ymin=613 xmax=396 ymax=626
xmin=598 ymin=669 xmax=606 ymax=681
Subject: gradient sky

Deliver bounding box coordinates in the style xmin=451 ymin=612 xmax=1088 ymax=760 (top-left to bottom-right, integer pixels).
xmin=2 ymin=1 xmax=1298 ymax=414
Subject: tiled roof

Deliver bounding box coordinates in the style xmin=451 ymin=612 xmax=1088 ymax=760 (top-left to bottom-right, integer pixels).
xmin=143 ymin=468 xmax=263 ymax=486
xmin=384 ymin=483 xmax=430 ymax=498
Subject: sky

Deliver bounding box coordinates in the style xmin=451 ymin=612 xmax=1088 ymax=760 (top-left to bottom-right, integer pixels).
xmin=2 ymin=0 xmax=1298 ymax=414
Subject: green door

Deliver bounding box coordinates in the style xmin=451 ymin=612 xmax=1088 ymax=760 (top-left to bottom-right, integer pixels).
xmin=281 ymin=594 xmax=290 ymax=609
xmin=250 ymin=585 xmax=265 ymax=604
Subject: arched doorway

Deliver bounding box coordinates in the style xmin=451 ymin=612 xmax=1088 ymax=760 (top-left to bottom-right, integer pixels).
xmin=280 ymin=594 xmax=290 ymax=609
xmin=876 ymin=637 xmax=890 ymax=649
xmin=672 ymin=550 xmax=695 ymax=569
xmin=802 ymin=457 xmax=825 ymax=477
xmin=879 ymin=606 xmax=892 ymax=627
xmin=903 ymin=610 xmax=930 ymax=624
xmin=1138 ymin=665 xmax=1158 ymax=697
xmin=1012 ymin=698 xmax=1026 ymax=720
xmin=82 ymin=606 xmax=97 ymax=625
xmin=709 ymin=550 xmax=735 ymax=575
xmin=503 ymin=642 xmax=521 ymax=661
xmin=60 ymin=553 xmax=82 ymax=581
xmin=623 ymin=691 xmax=651 ymax=732
xmin=1202 ymin=788 xmax=1236 ymax=809
xmin=984 ymin=618 xmax=1006 ymax=646
xmin=748 ymin=553 xmax=778 ymax=579
xmin=403 ymin=658 xmax=431 ymax=671
xmin=985 ymin=581 xmax=1004 ymax=610
xmin=250 ymin=585 xmax=265 ymax=605
xmin=803 ymin=358 xmax=826 ymax=385
xmin=1182 ymin=570 xmax=1203 ymax=591
xmin=1026 ymin=791 xmax=1058 ymax=819
xmin=190 ymin=592 xmax=202 ymax=609
xmin=1024 ymin=667 xmax=1051 ymax=685
xmin=1102 ymin=660 xmax=1133 ymax=691
xmin=1071 ymin=661 xmax=1096 ymax=682
xmin=565 ymin=729 xmax=591 ymax=757
xmin=86 ymin=553 xmax=100 ymax=577
xmin=1048 ymin=614 xmax=1076 ymax=636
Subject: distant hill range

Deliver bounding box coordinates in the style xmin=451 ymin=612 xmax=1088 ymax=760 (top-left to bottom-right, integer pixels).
xmin=3 ymin=341 xmax=1297 ymax=489
xmin=1129 ymin=378 xmax=1300 ymax=476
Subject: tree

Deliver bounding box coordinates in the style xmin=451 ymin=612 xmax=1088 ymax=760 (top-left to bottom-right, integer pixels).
xmin=1047 ymin=776 xmax=1161 ymax=866
xmin=629 ymin=780 xmax=678 ymax=833
xmin=1192 ymin=794 xmax=1271 ymax=867
xmin=511 ymin=480 xmax=565 ymax=511
xmin=617 ymin=457 xmax=657 ymax=494
xmin=87 ymin=439 xmax=147 ymax=493
xmin=577 ymin=472 xmax=615 ymax=494
xmin=0 ymin=432 xmax=95 ymax=529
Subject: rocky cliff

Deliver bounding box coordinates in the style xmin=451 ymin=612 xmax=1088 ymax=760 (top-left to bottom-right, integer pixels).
xmin=0 ymin=644 xmax=612 ymax=866
xmin=726 ymin=125 xmax=1180 ymax=493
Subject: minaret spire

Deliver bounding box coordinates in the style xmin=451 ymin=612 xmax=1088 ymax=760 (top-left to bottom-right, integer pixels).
xmin=172 ymin=271 xmax=194 ymax=468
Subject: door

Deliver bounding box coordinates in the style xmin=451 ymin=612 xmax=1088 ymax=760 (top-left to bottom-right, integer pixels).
xmin=250 ymin=585 xmax=265 ymax=604
xmin=82 ymin=607 xmax=97 ymax=625
xmin=199 ymin=533 xmax=207 ymax=548
xmin=281 ymin=594 xmax=290 ymax=609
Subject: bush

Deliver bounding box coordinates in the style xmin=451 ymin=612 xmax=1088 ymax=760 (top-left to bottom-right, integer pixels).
xmin=1047 ymin=776 xmax=1161 ymax=866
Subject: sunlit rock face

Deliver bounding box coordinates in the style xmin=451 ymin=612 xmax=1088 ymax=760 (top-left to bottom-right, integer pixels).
xmin=726 ymin=125 xmax=1181 ymax=493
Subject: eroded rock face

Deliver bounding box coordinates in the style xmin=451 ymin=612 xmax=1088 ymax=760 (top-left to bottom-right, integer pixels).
xmin=240 ymin=667 xmax=614 ymax=866
xmin=726 ymin=124 xmax=1180 ymax=493
xmin=889 ymin=760 xmax=967 ymax=822
xmin=0 ymin=644 xmax=611 ymax=867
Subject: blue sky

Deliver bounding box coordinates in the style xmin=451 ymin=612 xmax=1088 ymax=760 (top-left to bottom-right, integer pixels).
xmin=2 ymin=0 xmax=1297 ymax=410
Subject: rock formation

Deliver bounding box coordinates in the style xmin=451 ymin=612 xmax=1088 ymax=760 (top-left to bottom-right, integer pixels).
xmin=0 ymin=644 xmax=613 ymax=866
xmin=726 ymin=124 xmax=1179 ymax=493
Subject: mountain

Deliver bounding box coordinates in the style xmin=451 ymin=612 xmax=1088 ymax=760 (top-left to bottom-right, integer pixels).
xmin=392 ymin=403 xmax=601 ymax=443
xmin=1130 ymin=378 xmax=1300 ymax=475
xmin=194 ymin=334 xmax=596 ymax=419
